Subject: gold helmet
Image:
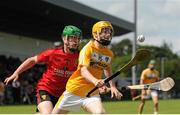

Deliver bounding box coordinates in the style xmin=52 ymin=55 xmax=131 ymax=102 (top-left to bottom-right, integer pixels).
xmin=92 ymin=21 xmax=114 ymax=39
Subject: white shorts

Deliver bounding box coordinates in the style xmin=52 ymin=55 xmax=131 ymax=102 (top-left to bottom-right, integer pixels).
xmin=144 ymin=90 xmax=158 ymax=99
xmin=56 ymin=91 xmax=101 ymax=112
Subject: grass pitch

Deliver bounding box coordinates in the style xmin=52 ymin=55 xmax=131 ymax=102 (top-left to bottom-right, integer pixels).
xmin=0 ymin=99 xmax=179 ymax=114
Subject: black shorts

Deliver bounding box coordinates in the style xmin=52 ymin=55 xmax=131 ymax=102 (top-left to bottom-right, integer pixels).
xmin=36 ymin=90 xmax=59 ymax=112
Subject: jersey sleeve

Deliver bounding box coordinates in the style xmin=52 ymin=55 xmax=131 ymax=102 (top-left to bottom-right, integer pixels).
xmin=140 ymin=70 xmax=146 ymax=80
xmin=156 ymin=70 xmax=160 ymax=80
xmin=37 ymin=49 xmax=54 ymax=63
xmin=78 ymin=45 xmax=92 ymax=67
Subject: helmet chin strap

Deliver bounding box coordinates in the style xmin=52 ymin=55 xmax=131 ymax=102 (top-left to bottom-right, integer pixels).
xmin=69 ymin=48 xmax=77 ymax=52
xmin=65 ymin=43 xmax=78 ymax=53
xmin=94 ymin=39 xmax=110 ymax=46
xmin=95 ymin=32 xmax=111 ymax=46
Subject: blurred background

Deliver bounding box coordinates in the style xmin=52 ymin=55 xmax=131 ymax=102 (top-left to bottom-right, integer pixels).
xmin=0 ymin=0 xmax=179 ymax=106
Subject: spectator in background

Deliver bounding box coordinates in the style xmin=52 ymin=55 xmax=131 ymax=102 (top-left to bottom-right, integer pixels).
xmin=4 ymin=25 xmax=82 ymax=114
xmin=138 ymin=60 xmax=160 ymax=114
xmin=12 ymin=81 xmax=21 ymax=104
xmin=0 ymin=80 xmax=5 ymax=105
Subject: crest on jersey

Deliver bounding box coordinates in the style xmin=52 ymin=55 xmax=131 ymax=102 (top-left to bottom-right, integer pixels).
xmin=91 ymin=52 xmax=111 ymax=63
xmin=90 ymin=52 xmax=111 ymax=69
xmin=41 ymin=95 xmax=46 ymax=100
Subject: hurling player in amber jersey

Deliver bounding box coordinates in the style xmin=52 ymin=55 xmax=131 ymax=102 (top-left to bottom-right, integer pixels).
xmin=138 ymin=60 xmax=160 ymax=114
xmin=52 ymin=21 xmax=122 ymax=114
xmin=4 ymin=25 xmax=82 ymax=114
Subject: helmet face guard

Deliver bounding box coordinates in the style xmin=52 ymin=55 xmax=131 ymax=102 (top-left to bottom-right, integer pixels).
xmin=92 ymin=21 xmax=114 ymax=46
xmin=96 ymin=38 xmax=111 ymax=46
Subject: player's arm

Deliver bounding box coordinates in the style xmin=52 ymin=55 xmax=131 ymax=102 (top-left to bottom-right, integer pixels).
xmin=4 ymin=49 xmax=53 ymax=85
xmin=140 ymin=71 xmax=146 ymax=96
xmin=104 ymin=66 xmax=115 ymax=88
xmin=81 ymin=66 xmax=104 ymax=87
xmin=79 ymin=44 xmax=104 ymax=87
xmin=156 ymin=71 xmax=160 ymax=82
xmin=4 ymin=56 xmax=38 ymax=85
xmin=104 ymin=66 xmax=122 ymax=99
xmin=140 ymin=70 xmax=147 ymax=85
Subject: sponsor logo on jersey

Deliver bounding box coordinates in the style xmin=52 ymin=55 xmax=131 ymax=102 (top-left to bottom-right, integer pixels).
xmin=147 ymin=73 xmax=157 ymax=78
xmin=91 ymin=52 xmax=111 ymax=63
xmin=90 ymin=52 xmax=111 ymax=69
xmin=54 ymin=69 xmax=74 ymax=77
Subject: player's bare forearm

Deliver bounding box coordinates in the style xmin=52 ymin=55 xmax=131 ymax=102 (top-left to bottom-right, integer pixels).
xmin=104 ymin=67 xmax=115 ymax=87
xmin=14 ymin=56 xmax=37 ymax=75
xmin=4 ymin=56 xmax=37 ymax=85
xmin=81 ymin=66 xmax=103 ymax=86
xmin=104 ymin=68 xmax=122 ymax=99
xmin=109 ymin=80 xmax=116 ymax=88
xmin=106 ymin=74 xmax=116 ymax=88
xmin=140 ymin=78 xmax=144 ymax=85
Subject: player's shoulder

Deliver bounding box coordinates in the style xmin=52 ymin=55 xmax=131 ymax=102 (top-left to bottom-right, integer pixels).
xmin=44 ymin=47 xmax=57 ymax=51
xmin=85 ymin=40 xmax=93 ymax=48
xmin=143 ymin=68 xmax=150 ymax=73
xmin=81 ymin=40 xmax=92 ymax=51
xmin=154 ymin=69 xmax=159 ymax=73
xmin=48 ymin=46 xmax=64 ymax=52
xmin=40 ymin=46 xmax=63 ymax=54
xmin=105 ymin=48 xmax=114 ymax=56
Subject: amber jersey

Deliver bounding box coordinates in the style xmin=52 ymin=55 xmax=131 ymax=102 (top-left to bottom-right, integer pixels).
xmin=66 ymin=40 xmax=114 ymax=97
xmin=36 ymin=47 xmax=79 ymax=97
xmin=140 ymin=68 xmax=159 ymax=84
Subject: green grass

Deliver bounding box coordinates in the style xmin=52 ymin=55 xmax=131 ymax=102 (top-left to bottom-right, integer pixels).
xmin=0 ymin=99 xmax=179 ymax=114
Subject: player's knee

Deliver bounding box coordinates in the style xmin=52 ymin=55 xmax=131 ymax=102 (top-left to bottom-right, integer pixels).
xmin=90 ymin=107 xmax=105 ymax=114
xmin=141 ymin=99 xmax=145 ymax=104
xmin=140 ymin=101 xmax=145 ymax=106
xmin=154 ymin=102 xmax=158 ymax=106
xmin=92 ymin=109 xmax=105 ymax=114
xmin=40 ymin=110 xmax=51 ymax=114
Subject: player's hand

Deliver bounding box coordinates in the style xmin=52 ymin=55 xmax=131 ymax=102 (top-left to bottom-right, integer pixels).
xmin=99 ymin=86 xmax=111 ymax=94
xmin=4 ymin=73 xmax=19 ymax=85
xmin=110 ymin=87 xmax=123 ymax=100
xmin=94 ymin=79 xmax=105 ymax=88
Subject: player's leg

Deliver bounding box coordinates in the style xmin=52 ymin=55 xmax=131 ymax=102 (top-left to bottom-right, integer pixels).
xmin=138 ymin=98 xmax=145 ymax=114
xmin=52 ymin=91 xmax=83 ymax=114
xmin=51 ymin=107 xmax=69 ymax=114
xmin=38 ymin=101 xmax=54 ymax=113
xmin=51 ymin=93 xmax=70 ymax=114
xmin=151 ymin=90 xmax=158 ymax=114
xmin=138 ymin=90 xmax=151 ymax=114
xmin=138 ymin=90 xmax=148 ymax=114
xmin=50 ymin=94 xmax=69 ymax=114
xmin=83 ymin=96 xmax=105 ymax=114
xmin=36 ymin=90 xmax=54 ymax=114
